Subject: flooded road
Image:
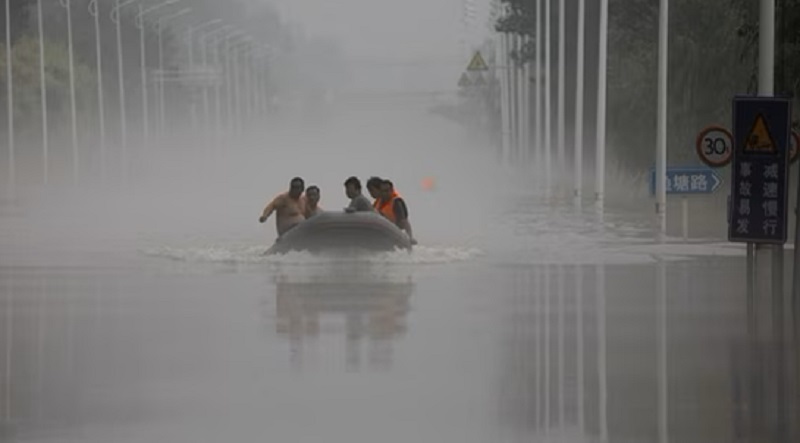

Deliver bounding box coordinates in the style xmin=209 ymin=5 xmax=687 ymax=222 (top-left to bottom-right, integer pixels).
xmin=4 ymin=212 xmax=795 ymax=442
xmin=1 ymin=98 xmax=797 ymax=443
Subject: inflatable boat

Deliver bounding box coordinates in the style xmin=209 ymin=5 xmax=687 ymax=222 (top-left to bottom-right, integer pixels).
xmin=265 ymin=211 xmax=413 ymax=255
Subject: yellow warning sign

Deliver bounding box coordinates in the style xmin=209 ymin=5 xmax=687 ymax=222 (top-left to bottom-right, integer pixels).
xmin=744 ymin=114 xmax=777 ymax=153
xmin=457 ymin=72 xmax=471 ymax=88
xmin=466 ymin=51 xmax=489 ymax=72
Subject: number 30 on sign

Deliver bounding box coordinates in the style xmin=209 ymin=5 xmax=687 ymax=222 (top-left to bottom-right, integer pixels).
xmin=696 ymin=125 xmax=733 ymax=168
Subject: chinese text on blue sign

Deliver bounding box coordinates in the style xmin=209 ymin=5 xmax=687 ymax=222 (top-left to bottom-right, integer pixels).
xmin=728 ymin=97 xmax=792 ymax=244
xmin=649 ymin=166 xmax=721 ymax=195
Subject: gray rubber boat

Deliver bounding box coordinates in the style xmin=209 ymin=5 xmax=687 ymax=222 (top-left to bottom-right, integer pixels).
xmin=265 ymin=211 xmax=413 ymax=255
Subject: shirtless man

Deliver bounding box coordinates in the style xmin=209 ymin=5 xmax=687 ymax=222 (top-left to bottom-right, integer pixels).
xmin=259 ymin=177 xmax=307 ymax=237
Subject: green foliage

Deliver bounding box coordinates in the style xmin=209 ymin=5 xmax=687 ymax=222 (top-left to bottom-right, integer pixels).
xmin=734 ymin=0 xmax=800 ymax=114
xmin=492 ymin=0 xmax=764 ymax=170
xmin=494 ymin=0 xmax=536 ymax=63
xmin=0 ymin=35 xmax=95 ymax=125
xmin=608 ymin=0 xmax=752 ymax=169
xmin=0 ymin=0 xmax=32 ymax=42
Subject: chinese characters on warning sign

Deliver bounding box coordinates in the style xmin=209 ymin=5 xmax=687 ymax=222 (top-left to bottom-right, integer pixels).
xmin=728 ymin=97 xmax=791 ymax=244
xmin=733 ymin=162 xmax=781 ymax=236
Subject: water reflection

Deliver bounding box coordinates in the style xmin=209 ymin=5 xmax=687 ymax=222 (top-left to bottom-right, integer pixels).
xmin=1 ymin=255 xmax=797 ymax=443
xmin=500 ymin=259 xmax=798 ymax=443
xmin=1 ymin=270 xmax=91 ymax=440
xmin=272 ymin=267 xmax=414 ymax=372
xmin=729 ymin=317 xmax=798 ymax=441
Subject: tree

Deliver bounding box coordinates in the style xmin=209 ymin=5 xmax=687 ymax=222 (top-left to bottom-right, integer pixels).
xmin=0 ymin=35 xmax=95 ymax=141
xmin=0 ymin=0 xmax=32 ymax=43
xmin=735 ymin=0 xmax=800 ymax=127
xmin=494 ymin=0 xmax=537 ymax=62
xmin=607 ymin=0 xmax=752 ymax=168
xmin=491 ymin=0 xmax=757 ymax=170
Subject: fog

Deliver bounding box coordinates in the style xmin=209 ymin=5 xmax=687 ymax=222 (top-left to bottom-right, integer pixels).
xmin=1 ymin=1 xmax=798 ymax=442
xmin=0 ymin=0 xmax=511 ymax=259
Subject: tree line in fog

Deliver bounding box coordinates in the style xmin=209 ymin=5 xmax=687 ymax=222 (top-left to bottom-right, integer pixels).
xmin=0 ymin=0 xmax=348 ymax=175
xmin=487 ymin=0 xmax=799 ymax=171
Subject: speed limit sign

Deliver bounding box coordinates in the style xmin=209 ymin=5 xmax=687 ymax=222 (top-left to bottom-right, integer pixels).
xmin=790 ymin=130 xmax=799 ymax=164
xmin=696 ymin=125 xmax=733 ymax=167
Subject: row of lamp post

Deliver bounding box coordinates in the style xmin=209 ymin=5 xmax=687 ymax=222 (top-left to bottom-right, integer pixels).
xmin=495 ymin=0 xmax=606 ymax=209
xmin=3 ymin=0 xmax=274 ymax=197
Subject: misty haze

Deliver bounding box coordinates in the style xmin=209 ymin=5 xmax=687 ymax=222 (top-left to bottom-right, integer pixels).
xmin=0 ymin=0 xmax=799 ymax=442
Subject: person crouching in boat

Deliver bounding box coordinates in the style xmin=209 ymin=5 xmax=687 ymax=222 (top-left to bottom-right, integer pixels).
xmin=378 ymin=179 xmax=417 ymax=245
xmin=304 ymin=185 xmax=323 ymax=218
xmin=344 ymin=176 xmax=374 ymax=213
xmin=259 ymin=177 xmax=307 ymax=237
xmin=366 ymin=176 xmax=384 ymax=208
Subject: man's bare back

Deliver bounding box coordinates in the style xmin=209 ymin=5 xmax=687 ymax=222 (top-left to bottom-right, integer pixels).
xmin=259 ymin=192 xmax=307 ymax=236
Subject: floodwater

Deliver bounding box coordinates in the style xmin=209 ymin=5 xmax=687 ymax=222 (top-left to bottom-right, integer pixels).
xmin=1 ymin=96 xmax=798 ymax=443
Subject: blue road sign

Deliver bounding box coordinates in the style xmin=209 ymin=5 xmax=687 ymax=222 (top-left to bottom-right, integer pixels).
xmin=728 ymin=97 xmax=792 ymax=244
xmin=649 ymin=166 xmax=722 ymax=196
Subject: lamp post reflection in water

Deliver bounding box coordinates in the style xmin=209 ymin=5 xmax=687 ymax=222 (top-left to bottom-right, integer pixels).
xmin=274 ymin=272 xmax=413 ymax=372
xmin=3 ymin=273 xmax=12 ymax=423
xmin=596 ymin=263 xmax=608 ymax=443
xmin=534 ymin=266 xmax=543 ymax=430
xmin=544 ymin=264 xmax=551 ymax=432
xmin=657 ymin=257 xmax=668 ymax=443
xmin=575 ymin=264 xmax=585 ymax=432
xmin=36 ymin=277 xmax=46 ymax=422
xmin=558 ymin=264 xmax=565 ymax=432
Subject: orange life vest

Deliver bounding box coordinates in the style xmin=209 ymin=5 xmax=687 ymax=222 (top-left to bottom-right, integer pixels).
xmin=376 ymin=191 xmax=400 ymax=223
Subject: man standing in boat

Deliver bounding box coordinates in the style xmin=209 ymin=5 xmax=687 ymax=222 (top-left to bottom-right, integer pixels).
xmin=259 ymin=177 xmax=307 ymax=237
xmin=304 ymin=186 xmax=323 ymax=218
xmin=366 ymin=176 xmax=384 ymax=207
xmin=344 ymin=176 xmax=374 ymax=213
xmin=377 ymin=179 xmax=417 ymax=245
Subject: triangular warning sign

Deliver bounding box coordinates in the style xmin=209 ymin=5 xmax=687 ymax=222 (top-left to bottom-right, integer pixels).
xmin=466 ymin=51 xmax=489 ymax=72
xmin=473 ymin=73 xmax=487 ymax=86
xmin=744 ymin=114 xmax=777 ymax=153
xmin=457 ymin=72 xmax=471 ymax=88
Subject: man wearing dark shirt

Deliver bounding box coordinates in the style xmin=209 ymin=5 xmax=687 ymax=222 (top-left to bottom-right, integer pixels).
xmin=344 ymin=176 xmax=374 ymax=213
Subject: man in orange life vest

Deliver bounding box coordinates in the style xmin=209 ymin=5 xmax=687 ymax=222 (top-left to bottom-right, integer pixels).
xmin=375 ymin=179 xmax=417 ymax=245
xmin=366 ymin=176 xmax=384 ymax=202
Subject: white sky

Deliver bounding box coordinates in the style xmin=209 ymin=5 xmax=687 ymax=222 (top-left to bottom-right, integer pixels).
xmin=264 ymin=0 xmax=493 ymax=91
xmin=267 ymin=0 xmax=491 ymax=59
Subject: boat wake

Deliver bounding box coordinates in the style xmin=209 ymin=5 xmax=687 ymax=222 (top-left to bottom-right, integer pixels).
xmin=140 ymin=243 xmax=484 ymax=266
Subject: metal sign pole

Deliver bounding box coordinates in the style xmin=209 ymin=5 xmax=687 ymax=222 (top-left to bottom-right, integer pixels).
xmin=681 ymin=196 xmax=688 ymax=241
xmin=793 ymin=156 xmax=800 ymax=345
xmin=747 ymin=243 xmax=756 ymax=335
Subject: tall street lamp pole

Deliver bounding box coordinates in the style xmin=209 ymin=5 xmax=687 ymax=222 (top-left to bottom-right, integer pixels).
xmin=110 ymin=0 xmax=141 ymax=181
xmin=88 ymin=0 xmax=106 ymax=181
xmin=156 ymin=7 xmax=191 ymax=136
xmin=135 ymin=0 xmax=180 ymax=150
xmin=59 ymin=0 xmax=79 ymax=184
xmin=37 ymin=0 xmax=49 ymax=185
